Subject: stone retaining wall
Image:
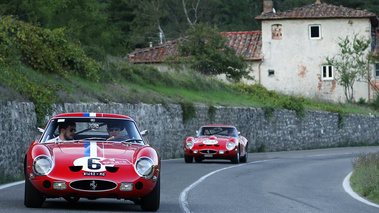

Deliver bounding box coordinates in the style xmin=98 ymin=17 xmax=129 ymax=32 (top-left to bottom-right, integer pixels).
xmin=1 ymin=101 xmax=378 ymax=179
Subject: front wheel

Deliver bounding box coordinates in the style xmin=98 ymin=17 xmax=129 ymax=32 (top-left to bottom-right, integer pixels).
xmin=194 ymin=157 xmax=203 ymax=163
xmin=140 ymin=175 xmax=160 ymax=211
xmin=184 ymin=155 xmax=193 ymax=163
xmin=240 ymin=145 xmax=248 ymax=163
xmin=230 ymin=147 xmax=240 ymax=164
xmin=24 ymin=163 xmax=45 ymax=208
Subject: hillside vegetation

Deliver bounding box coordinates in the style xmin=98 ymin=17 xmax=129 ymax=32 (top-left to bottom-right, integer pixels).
xmin=1 ymin=16 xmax=379 ymax=127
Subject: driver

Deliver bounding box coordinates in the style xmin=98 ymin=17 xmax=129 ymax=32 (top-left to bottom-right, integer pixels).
xmin=106 ymin=123 xmax=125 ymax=140
xmin=48 ymin=120 xmax=76 ymax=142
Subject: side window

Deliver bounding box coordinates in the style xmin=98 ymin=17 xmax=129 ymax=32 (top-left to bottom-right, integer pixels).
xmin=376 ymin=63 xmax=379 ymax=78
xmin=272 ymin=24 xmax=282 ymax=40
xmin=321 ymin=65 xmax=333 ymax=80
xmin=309 ymin=25 xmax=321 ymax=39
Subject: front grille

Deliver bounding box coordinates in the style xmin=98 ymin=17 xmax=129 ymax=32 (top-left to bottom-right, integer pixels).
xmin=200 ymin=149 xmax=217 ymax=154
xmin=70 ymin=179 xmax=117 ymax=191
xmin=199 ymin=144 xmax=220 ymax=147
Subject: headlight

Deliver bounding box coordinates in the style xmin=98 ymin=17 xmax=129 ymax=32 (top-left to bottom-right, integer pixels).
xmin=226 ymin=142 xmax=236 ymax=151
xmin=33 ymin=155 xmax=53 ymax=176
xmin=186 ymin=141 xmax=194 ymax=149
xmin=135 ymin=157 xmax=155 ymax=179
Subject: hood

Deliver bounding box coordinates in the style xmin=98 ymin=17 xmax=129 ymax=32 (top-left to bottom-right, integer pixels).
xmin=46 ymin=141 xmax=142 ymax=172
xmin=194 ymin=135 xmax=232 ymax=145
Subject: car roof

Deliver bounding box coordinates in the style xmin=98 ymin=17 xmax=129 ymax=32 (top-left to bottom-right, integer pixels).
xmin=51 ymin=113 xmax=133 ymax=120
xmin=201 ymin=125 xmax=235 ymax=128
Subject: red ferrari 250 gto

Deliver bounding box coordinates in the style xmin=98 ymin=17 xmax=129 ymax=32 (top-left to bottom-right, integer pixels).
xmin=184 ymin=125 xmax=248 ymax=164
xmin=24 ymin=113 xmax=160 ymax=211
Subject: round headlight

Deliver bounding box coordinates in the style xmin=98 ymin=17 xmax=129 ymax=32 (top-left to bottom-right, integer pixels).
xmin=226 ymin=142 xmax=236 ymax=151
xmin=186 ymin=141 xmax=194 ymax=149
xmin=33 ymin=155 xmax=53 ymax=176
xmin=135 ymin=157 xmax=154 ymax=179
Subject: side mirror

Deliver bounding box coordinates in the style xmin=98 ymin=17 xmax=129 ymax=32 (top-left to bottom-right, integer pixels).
xmin=38 ymin=127 xmax=44 ymax=133
xmin=141 ymin=130 xmax=149 ymax=136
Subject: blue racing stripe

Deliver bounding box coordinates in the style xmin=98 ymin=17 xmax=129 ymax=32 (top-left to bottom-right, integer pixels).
xmin=84 ymin=141 xmax=91 ymax=157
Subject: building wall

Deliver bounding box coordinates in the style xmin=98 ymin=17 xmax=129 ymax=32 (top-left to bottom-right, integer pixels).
xmin=258 ymin=18 xmax=374 ymax=102
xmin=1 ymin=101 xmax=378 ymax=179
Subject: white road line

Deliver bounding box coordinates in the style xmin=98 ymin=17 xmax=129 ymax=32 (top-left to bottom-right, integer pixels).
xmin=179 ymin=160 xmax=267 ymax=213
xmin=0 ymin=180 xmax=24 ymax=190
xmin=343 ymin=172 xmax=379 ymax=208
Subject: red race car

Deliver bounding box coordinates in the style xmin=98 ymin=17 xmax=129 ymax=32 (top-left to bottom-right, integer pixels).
xmin=184 ymin=125 xmax=248 ymax=164
xmin=24 ymin=113 xmax=160 ymax=211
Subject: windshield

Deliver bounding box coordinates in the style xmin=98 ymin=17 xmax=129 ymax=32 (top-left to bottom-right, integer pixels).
xmin=40 ymin=117 xmax=144 ymax=144
xmin=198 ymin=127 xmax=237 ymax=137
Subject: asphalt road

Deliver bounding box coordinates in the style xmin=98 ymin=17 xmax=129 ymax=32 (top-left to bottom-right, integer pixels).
xmin=1 ymin=147 xmax=379 ymax=213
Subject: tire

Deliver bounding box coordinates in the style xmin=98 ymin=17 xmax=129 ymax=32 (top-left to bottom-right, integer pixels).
xmin=184 ymin=155 xmax=193 ymax=163
xmin=140 ymin=175 xmax=160 ymax=211
xmin=231 ymin=147 xmax=240 ymax=164
xmin=64 ymin=196 xmax=80 ymax=203
xmin=24 ymin=162 xmax=45 ymax=208
xmin=194 ymin=157 xmax=203 ymax=163
xmin=240 ymin=145 xmax=248 ymax=163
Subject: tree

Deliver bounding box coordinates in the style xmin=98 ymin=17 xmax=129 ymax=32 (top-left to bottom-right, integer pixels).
xmin=325 ymin=34 xmax=371 ymax=102
xmin=178 ymin=23 xmax=250 ymax=82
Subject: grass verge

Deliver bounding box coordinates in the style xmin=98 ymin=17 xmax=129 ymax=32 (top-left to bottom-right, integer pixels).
xmin=350 ymin=152 xmax=379 ymax=204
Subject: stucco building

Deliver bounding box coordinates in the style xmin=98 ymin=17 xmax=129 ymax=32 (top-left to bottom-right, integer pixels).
xmin=126 ymin=0 xmax=379 ymax=103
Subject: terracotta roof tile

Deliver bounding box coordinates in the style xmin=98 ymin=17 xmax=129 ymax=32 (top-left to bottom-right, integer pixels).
xmin=126 ymin=31 xmax=262 ymax=64
xmin=255 ymin=3 xmax=379 ymax=27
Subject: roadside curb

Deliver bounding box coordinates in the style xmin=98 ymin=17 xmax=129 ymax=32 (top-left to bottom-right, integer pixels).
xmin=343 ymin=172 xmax=379 ymax=208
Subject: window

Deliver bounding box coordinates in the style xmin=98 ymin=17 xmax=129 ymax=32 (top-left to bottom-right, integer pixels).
xmin=268 ymin=69 xmax=275 ymax=76
xmin=376 ymin=63 xmax=379 ymax=78
xmin=271 ymin=24 xmax=282 ymax=40
xmin=309 ymin=25 xmax=321 ymax=39
xmin=321 ymin=65 xmax=333 ymax=80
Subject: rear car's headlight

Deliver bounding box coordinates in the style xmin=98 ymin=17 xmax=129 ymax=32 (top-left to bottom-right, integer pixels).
xmin=33 ymin=155 xmax=53 ymax=176
xmin=186 ymin=141 xmax=194 ymax=149
xmin=135 ymin=157 xmax=154 ymax=179
xmin=226 ymin=142 xmax=236 ymax=151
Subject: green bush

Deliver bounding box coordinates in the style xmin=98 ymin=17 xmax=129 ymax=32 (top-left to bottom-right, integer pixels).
xmin=0 ymin=16 xmax=101 ymax=125
xmin=357 ymin=97 xmax=366 ymax=105
xmin=232 ymin=82 xmax=280 ymax=100
xmin=279 ymin=96 xmax=306 ymax=118
xmin=371 ymin=95 xmax=379 ymax=110
xmin=208 ymin=105 xmax=217 ymax=122
xmin=263 ymin=105 xmax=276 ymax=120
xmin=180 ymin=101 xmax=196 ymax=123
xmin=0 ymin=16 xmax=100 ymax=81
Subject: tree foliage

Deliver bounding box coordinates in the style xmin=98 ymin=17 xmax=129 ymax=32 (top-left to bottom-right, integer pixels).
xmin=325 ymin=34 xmax=370 ymax=102
xmin=0 ymin=0 xmax=377 ymax=58
xmin=0 ymin=15 xmax=100 ymax=125
xmin=178 ymin=23 xmax=250 ymax=82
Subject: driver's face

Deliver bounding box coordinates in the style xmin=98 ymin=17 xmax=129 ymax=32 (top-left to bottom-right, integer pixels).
xmin=108 ymin=127 xmax=120 ymax=137
xmin=63 ymin=125 xmax=76 ymax=140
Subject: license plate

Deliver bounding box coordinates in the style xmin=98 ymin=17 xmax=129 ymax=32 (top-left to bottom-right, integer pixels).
xmin=204 ymin=154 xmax=213 ymax=158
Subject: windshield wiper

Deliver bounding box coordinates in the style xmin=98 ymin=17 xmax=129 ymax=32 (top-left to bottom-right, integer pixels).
xmin=122 ymin=138 xmax=143 ymax=144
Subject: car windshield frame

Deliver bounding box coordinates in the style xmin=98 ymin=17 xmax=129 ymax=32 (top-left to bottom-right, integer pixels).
xmin=198 ymin=126 xmax=237 ymax=137
xmin=39 ymin=117 xmax=144 ymax=144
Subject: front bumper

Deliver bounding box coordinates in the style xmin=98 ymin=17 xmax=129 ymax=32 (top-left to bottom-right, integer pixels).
xmin=26 ymin=166 xmax=159 ymax=199
xmin=184 ymin=148 xmax=238 ymax=159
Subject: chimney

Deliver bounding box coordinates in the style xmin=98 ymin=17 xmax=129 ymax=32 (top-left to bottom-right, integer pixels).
xmin=263 ymin=0 xmax=273 ymax=13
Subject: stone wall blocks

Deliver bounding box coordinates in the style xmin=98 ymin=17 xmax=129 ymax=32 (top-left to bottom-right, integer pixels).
xmin=1 ymin=101 xmax=378 ymax=179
